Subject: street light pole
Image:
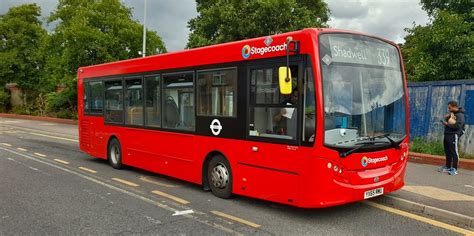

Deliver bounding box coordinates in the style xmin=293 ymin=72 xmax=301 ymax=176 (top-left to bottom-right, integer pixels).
xmin=142 ymin=0 xmax=147 ymax=57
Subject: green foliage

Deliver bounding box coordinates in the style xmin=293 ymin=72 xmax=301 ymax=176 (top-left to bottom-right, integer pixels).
xmin=0 ymin=4 xmax=47 ymax=91
xmin=187 ymin=0 xmax=330 ymax=48
xmin=410 ymin=137 xmax=474 ymax=159
xmin=0 ymin=1 xmax=168 ymax=119
xmin=45 ymin=0 xmax=167 ymax=87
xmin=46 ymin=88 xmax=77 ymax=113
xmin=420 ymin=0 xmax=473 ymax=17
xmin=56 ymin=107 xmax=78 ymax=120
xmin=410 ymin=137 xmax=445 ymax=155
xmin=402 ymin=9 xmax=473 ymax=82
xmin=0 ymin=89 xmax=10 ymax=112
xmin=35 ymin=93 xmax=48 ymax=116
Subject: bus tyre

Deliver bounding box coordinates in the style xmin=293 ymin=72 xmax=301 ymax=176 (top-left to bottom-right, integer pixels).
xmin=207 ymin=155 xmax=233 ymax=199
xmin=108 ymin=138 xmax=123 ymax=169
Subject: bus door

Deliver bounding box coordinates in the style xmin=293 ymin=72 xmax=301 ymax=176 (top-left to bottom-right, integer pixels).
xmin=237 ymin=60 xmax=304 ymax=203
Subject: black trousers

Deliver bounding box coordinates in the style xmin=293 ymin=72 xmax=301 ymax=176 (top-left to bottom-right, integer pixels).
xmin=443 ymin=134 xmax=459 ymax=169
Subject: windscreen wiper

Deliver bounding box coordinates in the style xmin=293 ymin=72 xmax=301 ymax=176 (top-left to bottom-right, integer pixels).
xmin=339 ymin=141 xmax=388 ymax=158
xmin=370 ymin=133 xmax=401 ymax=150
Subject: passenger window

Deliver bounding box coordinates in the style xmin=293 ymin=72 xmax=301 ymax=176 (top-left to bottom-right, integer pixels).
xmin=83 ymin=81 xmax=89 ymax=113
xmin=249 ymin=66 xmax=299 ymax=140
xmin=145 ymin=75 xmax=161 ymax=127
xmin=104 ymin=80 xmax=123 ymax=123
xmin=197 ymin=68 xmax=237 ymax=117
xmin=125 ymin=78 xmax=143 ymax=126
xmin=162 ymin=72 xmax=194 ymax=131
xmin=90 ymin=81 xmax=103 ymax=114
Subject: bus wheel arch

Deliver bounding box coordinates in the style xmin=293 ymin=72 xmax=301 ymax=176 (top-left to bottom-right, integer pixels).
xmin=107 ymin=135 xmax=123 ymax=169
xmin=203 ymin=151 xmax=233 ymax=199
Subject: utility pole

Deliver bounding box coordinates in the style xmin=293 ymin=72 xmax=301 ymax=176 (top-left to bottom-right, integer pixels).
xmin=142 ymin=0 xmax=147 ymax=57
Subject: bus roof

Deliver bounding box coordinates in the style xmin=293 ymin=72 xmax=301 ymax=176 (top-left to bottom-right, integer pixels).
xmin=78 ymin=28 xmax=396 ymax=79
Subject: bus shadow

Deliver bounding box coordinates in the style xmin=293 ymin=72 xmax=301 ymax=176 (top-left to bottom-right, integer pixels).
xmin=231 ymin=195 xmax=364 ymax=219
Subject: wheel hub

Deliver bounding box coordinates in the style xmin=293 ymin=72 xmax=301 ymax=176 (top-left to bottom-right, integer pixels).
xmin=211 ymin=163 xmax=229 ymax=189
xmin=110 ymin=145 xmax=119 ymax=164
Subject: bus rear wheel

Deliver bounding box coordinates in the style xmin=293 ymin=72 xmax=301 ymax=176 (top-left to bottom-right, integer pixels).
xmin=207 ymin=155 xmax=233 ymax=199
xmin=108 ymin=138 xmax=123 ymax=169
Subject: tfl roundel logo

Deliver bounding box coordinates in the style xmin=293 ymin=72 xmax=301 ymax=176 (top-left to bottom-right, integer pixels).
xmin=242 ymin=45 xmax=251 ymax=59
xmin=361 ymin=156 xmax=369 ymax=167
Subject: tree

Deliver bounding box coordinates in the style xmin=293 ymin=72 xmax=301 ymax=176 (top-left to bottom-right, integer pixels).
xmin=46 ymin=0 xmax=167 ymax=86
xmin=0 ymin=4 xmax=48 ymax=92
xmin=401 ymin=3 xmax=473 ymax=82
xmin=187 ymin=0 xmax=330 ymax=48
xmin=420 ymin=0 xmax=473 ymax=17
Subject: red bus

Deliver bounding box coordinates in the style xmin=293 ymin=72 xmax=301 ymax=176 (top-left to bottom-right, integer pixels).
xmin=78 ymin=28 xmax=409 ymax=208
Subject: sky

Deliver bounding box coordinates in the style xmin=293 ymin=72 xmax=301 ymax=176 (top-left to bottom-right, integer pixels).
xmin=0 ymin=0 xmax=429 ymax=52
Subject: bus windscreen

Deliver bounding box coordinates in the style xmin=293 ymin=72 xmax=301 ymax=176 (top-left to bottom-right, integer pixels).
xmin=319 ymin=33 xmax=406 ymax=149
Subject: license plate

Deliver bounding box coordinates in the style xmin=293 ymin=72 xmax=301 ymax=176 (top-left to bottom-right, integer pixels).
xmin=364 ymin=187 xmax=384 ymax=199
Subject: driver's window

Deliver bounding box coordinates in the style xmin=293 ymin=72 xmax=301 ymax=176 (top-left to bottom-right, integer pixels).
xmin=249 ymin=65 xmax=299 ymax=140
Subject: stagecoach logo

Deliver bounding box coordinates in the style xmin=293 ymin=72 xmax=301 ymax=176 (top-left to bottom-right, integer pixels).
xmin=241 ymin=37 xmax=287 ymax=59
xmin=242 ymin=45 xmax=251 ymax=59
xmin=361 ymin=156 xmax=389 ymax=167
xmin=210 ymin=119 xmax=223 ymax=136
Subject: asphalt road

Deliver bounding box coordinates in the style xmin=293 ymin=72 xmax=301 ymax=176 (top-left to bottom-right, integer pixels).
xmin=0 ymin=117 xmax=469 ymax=235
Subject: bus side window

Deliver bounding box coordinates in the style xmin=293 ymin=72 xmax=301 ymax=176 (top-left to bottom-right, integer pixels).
xmin=145 ymin=75 xmax=161 ymax=127
xmin=90 ymin=81 xmax=103 ymax=114
xmin=83 ymin=81 xmax=90 ymax=114
xmin=104 ymin=80 xmax=124 ymax=124
xmin=197 ymin=68 xmax=237 ymax=117
xmin=125 ymin=78 xmax=143 ymax=126
xmin=162 ymin=72 xmax=195 ymax=131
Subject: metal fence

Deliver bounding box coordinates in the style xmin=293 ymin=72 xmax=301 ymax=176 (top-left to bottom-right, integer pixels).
xmin=408 ymin=79 xmax=474 ymax=154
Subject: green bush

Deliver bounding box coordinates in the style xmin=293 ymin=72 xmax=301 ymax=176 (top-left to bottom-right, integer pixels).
xmin=410 ymin=137 xmax=474 ymax=159
xmin=11 ymin=106 xmax=31 ymax=115
xmin=56 ymin=107 xmax=77 ymax=120
xmin=0 ymin=89 xmax=10 ymax=112
xmin=410 ymin=137 xmax=445 ymax=156
xmin=47 ymin=89 xmax=77 ymax=113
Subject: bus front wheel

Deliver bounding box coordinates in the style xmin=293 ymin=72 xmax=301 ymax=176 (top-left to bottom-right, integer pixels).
xmin=207 ymin=155 xmax=233 ymax=199
xmin=108 ymin=138 xmax=123 ymax=169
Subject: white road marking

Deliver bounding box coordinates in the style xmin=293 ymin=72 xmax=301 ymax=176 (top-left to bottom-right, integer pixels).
xmin=172 ymin=210 xmax=194 ymax=216
xmin=144 ymin=215 xmax=162 ymax=224
xmin=0 ymin=124 xmax=77 ymax=138
xmin=30 ymin=132 xmax=78 ymax=142
xmin=0 ymin=120 xmax=20 ymax=123
xmin=0 ymin=146 xmax=239 ymax=235
xmin=39 ymin=123 xmax=56 ymax=126
xmin=6 ymin=157 xmax=46 ymax=175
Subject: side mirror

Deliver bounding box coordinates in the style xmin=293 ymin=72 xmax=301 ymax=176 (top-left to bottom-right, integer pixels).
xmin=278 ymin=66 xmax=292 ymax=95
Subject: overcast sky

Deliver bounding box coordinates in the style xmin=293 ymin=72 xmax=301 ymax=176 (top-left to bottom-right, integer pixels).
xmin=1 ymin=0 xmax=429 ymax=52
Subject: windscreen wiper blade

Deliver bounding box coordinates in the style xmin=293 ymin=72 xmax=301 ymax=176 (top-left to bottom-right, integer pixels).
xmin=339 ymin=141 xmax=387 ymax=158
xmin=370 ymin=133 xmax=401 ymax=150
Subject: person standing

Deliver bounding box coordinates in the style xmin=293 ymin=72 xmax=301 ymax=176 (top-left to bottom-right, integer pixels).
xmin=440 ymin=101 xmax=465 ymax=176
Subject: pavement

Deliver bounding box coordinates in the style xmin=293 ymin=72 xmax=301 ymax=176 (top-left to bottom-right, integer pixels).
xmin=377 ymin=162 xmax=474 ymax=228
xmin=1 ymin=115 xmax=473 ymax=235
